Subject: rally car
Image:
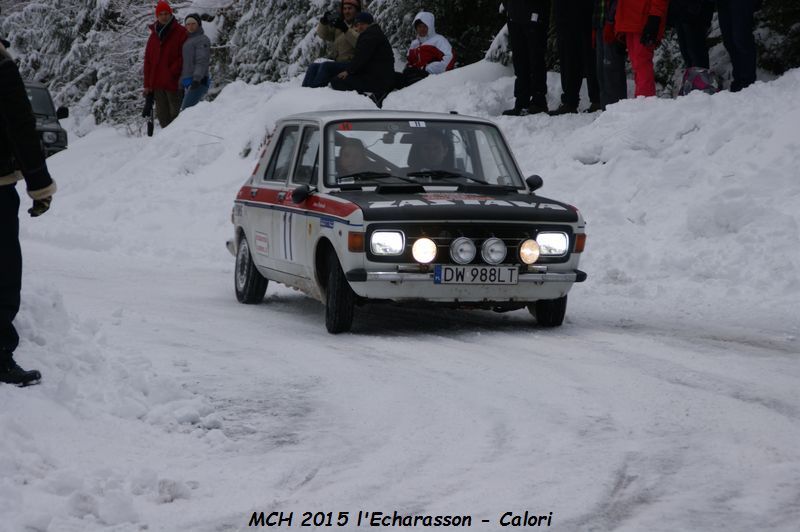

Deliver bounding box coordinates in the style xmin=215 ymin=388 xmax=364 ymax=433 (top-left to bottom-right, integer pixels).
xmin=24 ymin=81 xmax=69 ymax=157
xmin=227 ymin=110 xmax=587 ymax=333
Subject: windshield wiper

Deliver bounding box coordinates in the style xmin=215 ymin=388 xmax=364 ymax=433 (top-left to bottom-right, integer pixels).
xmin=406 ymin=169 xmax=488 ymax=185
xmin=337 ymin=171 xmax=416 ymax=184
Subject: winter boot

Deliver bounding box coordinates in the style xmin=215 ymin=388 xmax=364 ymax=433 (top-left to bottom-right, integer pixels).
xmin=549 ymin=103 xmax=579 ymax=116
xmin=0 ymin=353 xmax=42 ymax=387
xmin=585 ymin=101 xmax=605 ymax=113
xmin=502 ymin=106 xmax=528 ymax=116
xmin=527 ymin=102 xmax=549 ymax=115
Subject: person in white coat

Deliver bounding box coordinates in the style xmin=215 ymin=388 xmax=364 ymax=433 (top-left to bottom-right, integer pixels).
xmin=397 ymin=11 xmax=455 ymax=88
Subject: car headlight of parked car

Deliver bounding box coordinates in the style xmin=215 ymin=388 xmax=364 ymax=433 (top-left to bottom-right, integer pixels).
xmin=42 ymin=131 xmax=58 ymax=144
xmin=370 ymin=230 xmax=405 ymax=256
xmin=536 ymin=232 xmax=569 ymax=256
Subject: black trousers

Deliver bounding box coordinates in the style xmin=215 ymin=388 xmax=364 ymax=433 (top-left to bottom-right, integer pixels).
xmin=507 ymin=5 xmax=550 ymax=109
xmin=330 ymin=74 xmax=391 ymax=96
xmin=0 ymin=184 xmax=21 ymax=354
xmin=554 ymin=0 xmax=599 ymax=107
xmin=672 ymin=1 xmax=714 ymax=69
xmin=717 ymin=0 xmax=757 ymax=91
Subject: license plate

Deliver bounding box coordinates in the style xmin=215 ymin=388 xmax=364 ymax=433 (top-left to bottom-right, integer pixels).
xmin=433 ymin=265 xmax=519 ymax=285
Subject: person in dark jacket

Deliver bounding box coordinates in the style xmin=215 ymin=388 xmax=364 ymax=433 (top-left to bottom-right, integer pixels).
xmin=668 ymin=0 xmax=715 ymax=69
xmin=593 ymin=0 xmax=628 ymax=108
xmin=330 ymin=12 xmax=395 ymax=106
xmin=716 ymin=0 xmax=758 ymax=92
xmin=553 ymin=0 xmax=602 ymax=114
xmin=0 ymin=41 xmax=56 ymax=386
xmin=501 ymin=0 xmax=551 ymax=116
xmin=143 ymin=1 xmax=187 ymax=128
xmin=179 ymin=13 xmax=211 ymax=110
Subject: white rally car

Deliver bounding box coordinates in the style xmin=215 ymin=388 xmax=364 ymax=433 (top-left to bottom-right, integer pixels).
xmin=228 ymin=110 xmax=587 ymax=333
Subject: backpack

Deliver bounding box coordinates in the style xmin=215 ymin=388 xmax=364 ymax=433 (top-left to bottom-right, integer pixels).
xmin=678 ymin=67 xmax=721 ymax=96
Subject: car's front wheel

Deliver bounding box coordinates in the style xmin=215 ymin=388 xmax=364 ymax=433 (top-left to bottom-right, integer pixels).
xmin=325 ymin=253 xmax=355 ymax=334
xmin=528 ymin=295 xmax=567 ymax=327
xmin=235 ymin=235 xmax=268 ymax=304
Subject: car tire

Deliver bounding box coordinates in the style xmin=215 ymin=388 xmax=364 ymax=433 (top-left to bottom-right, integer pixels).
xmin=529 ymin=295 xmax=567 ymax=327
xmin=235 ymin=235 xmax=268 ymax=304
xmin=325 ymin=253 xmax=355 ymax=334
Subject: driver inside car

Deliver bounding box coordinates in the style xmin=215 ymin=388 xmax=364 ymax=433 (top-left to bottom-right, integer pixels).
xmin=407 ymin=131 xmax=453 ymax=173
xmin=336 ymin=137 xmax=371 ymax=177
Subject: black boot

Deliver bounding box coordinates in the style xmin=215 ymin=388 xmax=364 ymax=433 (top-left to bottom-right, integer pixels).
xmin=0 ymin=353 xmax=41 ymax=386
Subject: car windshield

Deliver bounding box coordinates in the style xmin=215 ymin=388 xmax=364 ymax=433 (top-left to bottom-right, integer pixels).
xmin=25 ymin=86 xmax=55 ymax=116
xmin=324 ymin=119 xmax=524 ymax=188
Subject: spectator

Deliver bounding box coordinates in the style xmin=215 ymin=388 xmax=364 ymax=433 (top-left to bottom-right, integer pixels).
xmin=615 ymin=0 xmax=669 ymax=97
xmin=593 ymin=0 xmax=628 ymax=108
xmin=501 ymin=0 xmax=551 ymax=116
xmin=180 ymin=14 xmax=211 ymax=111
xmin=553 ymin=0 xmax=602 ymax=114
xmin=302 ymin=0 xmax=361 ymax=88
xmin=143 ymin=1 xmax=187 ymax=128
xmin=716 ymin=0 xmax=758 ymax=91
xmin=0 ymin=41 xmax=56 ymax=386
xmin=330 ymin=12 xmax=395 ymax=107
xmin=397 ymin=11 xmax=455 ymax=89
xmin=668 ymin=0 xmax=714 ymax=70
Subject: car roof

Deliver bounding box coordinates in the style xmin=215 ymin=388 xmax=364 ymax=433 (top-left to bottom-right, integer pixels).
xmin=280 ymin=109 xmax=496 ymax=126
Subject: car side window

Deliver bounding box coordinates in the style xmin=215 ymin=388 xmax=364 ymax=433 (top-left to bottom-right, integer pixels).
xmin=292 ymin=127 xmax=320 ymax=185
xmin=263 ymin=126 xmax=299 ymax=182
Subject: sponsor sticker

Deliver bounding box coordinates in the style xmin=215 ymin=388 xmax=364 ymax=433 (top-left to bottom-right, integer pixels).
xmin=320 ymin=217 xmax=335 ymax=228
xmin=254 ymin=231 xmax=269 ymax=256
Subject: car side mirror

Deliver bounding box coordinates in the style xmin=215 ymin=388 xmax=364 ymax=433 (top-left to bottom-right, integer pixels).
xmin=291 ymin=184 xmax=314 ymax=204
xmin=56 ymin=106 xmax=69 ymax=120
xmin=526 ymin=174 xmax=543 ymax=192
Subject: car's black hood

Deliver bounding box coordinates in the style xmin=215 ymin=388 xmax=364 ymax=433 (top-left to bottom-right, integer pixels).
xmin=331 ymin=188 xmax=579 ymax=223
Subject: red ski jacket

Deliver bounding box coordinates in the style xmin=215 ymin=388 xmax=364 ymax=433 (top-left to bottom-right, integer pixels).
xmin=615 ymin=0 xmax=669 ymax=37
xmin=143 ymin=17 xmax=187 ymax=92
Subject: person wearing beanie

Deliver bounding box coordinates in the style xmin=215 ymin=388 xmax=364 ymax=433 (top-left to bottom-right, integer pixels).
xmin=330 ymin=12 xmax=395 ymax=106
xmin=302 ymin=0 xmax=362 ymax=88
xmin=179 ymin=13 xmax=211 ymax=110
xmin=143 ymin=1 xmax=187 ymax=128
xmin=0 ymin=41 xmax=56 ymax=386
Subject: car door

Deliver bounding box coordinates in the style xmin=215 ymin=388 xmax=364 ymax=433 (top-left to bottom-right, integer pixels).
xmin=280 ymin=125 xmax=321 ymax=280
xmin=249 ymin=124 xmax=300 ymax=275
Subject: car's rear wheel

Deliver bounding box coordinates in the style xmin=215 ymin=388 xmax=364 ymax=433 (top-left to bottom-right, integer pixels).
xmin=235 ymin=235 xmax=268 ymax=304
xmin=528 ymin=295 xmax=567 ymax=327
xmin=325 ymin=253 xmax=355 ymax=334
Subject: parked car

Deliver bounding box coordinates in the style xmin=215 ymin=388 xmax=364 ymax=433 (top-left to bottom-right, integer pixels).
xmin=228 ymin=110 xmax=587 ymax=333
xmin=24 ymin=81 xmax=68 ymax=157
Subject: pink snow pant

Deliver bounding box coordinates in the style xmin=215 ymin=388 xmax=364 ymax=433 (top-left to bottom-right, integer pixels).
xmin=625 ymin=33 xmax=656 ymax=97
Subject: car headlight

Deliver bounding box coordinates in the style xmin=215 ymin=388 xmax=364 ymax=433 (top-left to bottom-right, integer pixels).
xmin=42 ymin=132 xmax=58 ymax=144
xmin=519 ymin=239 xmax=540 ymax=264
xmin=412 ymin=237 xmax=437 ymax=264
xmin=481 ymin=237 xmax=506 ymax=265
xmin=370 ymin=230 xmax=405 ymax=255
xmin=449 ymin=237 xmax=476 ymax=264
xmin=536 ymin=232 xmax=569 ymax=256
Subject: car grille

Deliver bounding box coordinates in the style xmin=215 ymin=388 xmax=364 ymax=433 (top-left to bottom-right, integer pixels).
xmin=365 ymin=222 xmax=574 ymax=265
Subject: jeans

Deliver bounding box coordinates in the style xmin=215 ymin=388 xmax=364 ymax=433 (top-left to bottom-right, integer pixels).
xmin=181 ymin=82 xmax=209 ymax=111
xmin=302 ymin=61 xmax=349 ymax=88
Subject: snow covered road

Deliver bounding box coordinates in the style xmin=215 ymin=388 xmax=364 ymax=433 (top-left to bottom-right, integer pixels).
xmin=3 ymin=64 xmax=800 ymax=531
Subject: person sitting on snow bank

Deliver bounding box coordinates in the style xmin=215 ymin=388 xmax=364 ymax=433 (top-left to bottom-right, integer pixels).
xmin=396 ymin=11 xmax=455 ymax=89
xmin=330 ymin=12 xmax=395 ymax=107
xmin=0 ymin=40 xmax=56 ymax=386
xmin=302 ymin=0 xmax=362 ymax=88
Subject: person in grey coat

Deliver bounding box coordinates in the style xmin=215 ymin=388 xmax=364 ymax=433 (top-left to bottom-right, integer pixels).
xmin=180 ymin=13 xmax=211 ymax=110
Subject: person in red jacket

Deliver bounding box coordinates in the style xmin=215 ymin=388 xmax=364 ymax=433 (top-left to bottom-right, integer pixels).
xmin=615 ymin=0 xmax=669 ymax=97
xmin=143 ymin=1 xmax=187 ymax=128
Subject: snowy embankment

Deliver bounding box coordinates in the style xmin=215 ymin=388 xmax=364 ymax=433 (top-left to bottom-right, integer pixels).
xmin=0 ymin=62 xmax=798 ymax=531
